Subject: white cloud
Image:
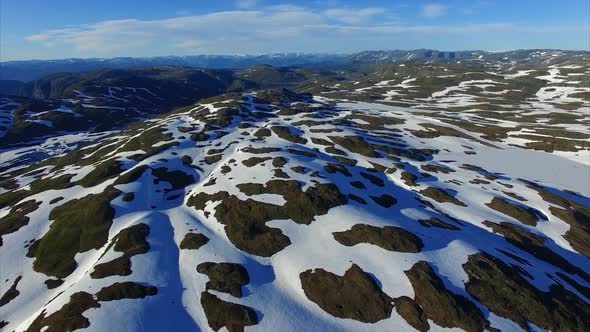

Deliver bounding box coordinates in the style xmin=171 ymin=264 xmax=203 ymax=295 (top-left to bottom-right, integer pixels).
xmin=22 ymin=5 xmax=588 ymax=58
xmin=25 ymin=8 xmax=323 ymax=54
xmin=324 ymin=7 xmax=385 ymax=24
xmin=422 ymin=4 xmax=447 ymax=18
xmin=174 ymin=39 xmax=207 ymax=49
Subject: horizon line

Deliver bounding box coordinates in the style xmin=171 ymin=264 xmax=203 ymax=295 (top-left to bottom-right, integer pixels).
xmin=3 ymin=48 xmax=590 ymax=64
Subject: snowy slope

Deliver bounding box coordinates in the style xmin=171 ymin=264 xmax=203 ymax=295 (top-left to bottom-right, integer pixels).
xmin=0 ymin=69 xmax=589 ymax=332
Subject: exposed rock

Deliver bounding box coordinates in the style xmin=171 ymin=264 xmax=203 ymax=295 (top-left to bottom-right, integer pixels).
xmin=179 ymin=232 xmax=209 ymax=250
xmin=271 ymin=126 xmax=307 ymax=144
xmin=0 ymin=276 xmax=21 ymax=307
xmin=0 ymin=200 xmax=41 ymax=247
xmin=272 ymin=157 xmax=287 ymax=168
xmin=113 ymin=165 xmax=148 ymax=185
xmin=418 ymin=217 xmax=460 ymax=230
xmin=241 ymin=156 xmax=271 ymax=167
xmin=530 ymin=185 xmax=590 ymax=258
xmin=197 ymin=262 xmax=250 ymax=297
xmin=91 ymin=256 xmax=132 ymax=279
xmin=33 ymin=188 xmax=121 ymax=278
xmin=333 ymin=224 xmax=423 ymax=252
xmin=188 ymin=180 xmax=346 ymax=256
xmin=350 ymin=181 xmax=366 ymax=189
xmin=329 ymin=136 xmax=379 ymax=158
xmin=421 ymin=164 xmax=454 ymax=174
xmin=482 ymin=220 xmax=590 ymax=282
xmin=241 ymin=147 xmax=281 ymax=154
xmin=49 ymin=197 xmax=64 ymax=204
xmin=464 ymin=252 xmax=590 ymax=331
xmin=393 ymin=296 xmax=430 ymax=332
xmin=253 ymin=128 xmax=271 ymax=138
xmin=122 ymin=192 xmax=135 ymax=202
xmin=95 ymin=282 xmax=157 ymax=301
xmin=370 ymin=194 xmax=397 ymax=208
xmin=90 ymin=223 xmax=150 ymax=279
xmin=401 ymin=171 xmax=418 ymax=186
xmin=44 ymin=279 xmax=64 ymax=289
xmin=486 ymin=197 xmax=541 ymax=226
xmin=152 ymin=167 xmax=195 ymax=190
xmin=360 ymin=172 xmax=384 ymax=187
xmin=404 ymin=261 xmax=489 ymax=332
xmin=300 ymin=264 xmax=393 ymax=323
xmin=420 ymin=187 xmax=466 ymax=206
xmin=324 ymin=163 xmax=351 ymax=177
xmin=78 ymin=159 xmax=124 ymax=188
xmin=200 ymin=292 xmax=258 ymax=332
xmin=27 ymin=292 xmax=100 ymax=332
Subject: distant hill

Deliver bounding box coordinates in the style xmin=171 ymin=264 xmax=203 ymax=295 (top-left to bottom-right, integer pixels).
xmin=0 ymin=80 xmax=24 ymax=95
xmin=2 ymin=49 xmax=588 ymax=82
xmin=0 ymin=65 xmax=339 ymax=147
xmin=0 ymin=53 xmax=346 ymax=82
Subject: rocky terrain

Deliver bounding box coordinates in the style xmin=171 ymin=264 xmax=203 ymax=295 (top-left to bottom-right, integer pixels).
xmin=0 ymin=52 xmax=589 ymax=331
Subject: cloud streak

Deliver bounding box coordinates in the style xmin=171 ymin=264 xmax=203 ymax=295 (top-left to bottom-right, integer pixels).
xmin=324 ymin=7 xmax=386 ymax=24
xmin=23 ymin=5 xmax=589 ymax=57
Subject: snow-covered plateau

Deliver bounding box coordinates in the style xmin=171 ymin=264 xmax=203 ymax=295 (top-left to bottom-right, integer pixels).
xmin=1 ymin=58 xmax=589 ymax=332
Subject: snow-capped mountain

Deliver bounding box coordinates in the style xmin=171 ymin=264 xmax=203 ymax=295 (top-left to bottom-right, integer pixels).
xmin=0 ymin=55 xmax=589 ymax=332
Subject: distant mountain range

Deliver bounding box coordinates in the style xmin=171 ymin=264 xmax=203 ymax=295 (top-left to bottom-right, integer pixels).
xmin=2 ymin=49 xmax=588 ymax=82
xmin=0 ymin=53 xmax=346 ymax=82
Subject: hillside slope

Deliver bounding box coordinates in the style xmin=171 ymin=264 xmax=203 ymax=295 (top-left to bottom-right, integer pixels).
xmin=0 ymin=82 xmax=588 ymax=331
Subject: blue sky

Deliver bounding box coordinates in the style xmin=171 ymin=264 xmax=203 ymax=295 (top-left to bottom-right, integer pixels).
xmin=1 ymin=0 xmax=588 ymax=61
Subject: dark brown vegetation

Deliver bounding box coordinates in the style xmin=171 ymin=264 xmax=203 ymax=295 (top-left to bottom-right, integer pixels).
xmin=0 ymin=276 xmax=22 ymax=307
xmin=27 ymin=282 xmax=157 ymax=332
xmin=187 ymin=180 xmax=346 ymax=256
xmin=300 ymin=264 xmax=393 ymax=323
xmin=333 ymin=224 xmax=423 ymax=252
xmin=78 ymin=159 xmax=124 ymax=188
xmin=95 ymin=282 xmax=157 ymax=301
xmin=393 ymin=296 xmax=430 ymax=331
xmin=530 ymin=185 xmax=590 ymax=258
xmin=403 ymin=261 xmax=490 ymax=332
xmin=329 ymin=135 xmax=379 ymax=158
xmin=464 ymin=252 xmax=590 ymax=331
xmin=179 ymin=232 xmax=209 ymax=250
xmin=483 ymin=220 xmax=590 ymax=282
xmin=420 ymin=187 xmax=466 ymax=206
xmin=271 ymin=126 xmax=307 ymax=144
xmin=151 ymin=167 xmax=195 ymax=190
xmin=90 ymin=223 xmax=150 ymax=279
xmin=200 ymin=292 xmax=258 ymax=332
xmin=418 ymin=217 xmax=460 ymax=230
xmin=197 ymin=262 xmax=250 ymax=297
xmin=0 ymin=200 xmax=41 ymax=246
xmin=370 ymin=194 xmax=397 ymax=208
xmin=27 ymin=292 xmax=100 ymax=332
xmin=486 ymin=197 xmax=541 ymax=226
xmin=31 ymin=188 xmax=121 ymax=278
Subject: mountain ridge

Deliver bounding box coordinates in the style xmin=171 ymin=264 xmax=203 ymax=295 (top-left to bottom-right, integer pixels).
xmin=2 ymin=49 xmax=588 ymax=82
